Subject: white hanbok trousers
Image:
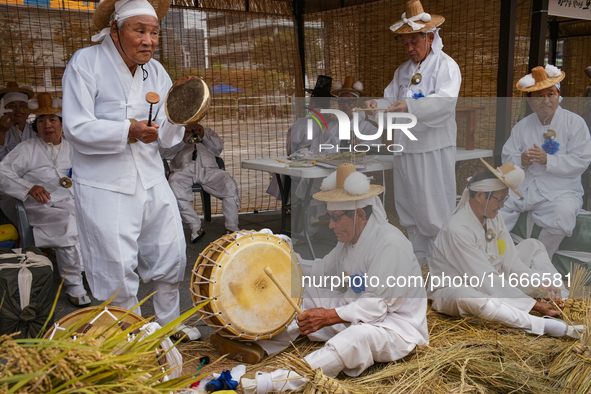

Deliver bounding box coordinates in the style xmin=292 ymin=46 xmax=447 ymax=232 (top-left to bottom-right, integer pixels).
xmin=253 ymin=286 xmax=418 ymax=392
xmin=501 ymin=186 xmax=581 ymax=259
xmin=74 ymin=178 xmax=186 ymax=325
xmin=393 ymin=146 xmax=456 ymax=265
xmin=168 ymin=168 xmax=240 ymax=232
xmin=431 ymin=239 xmax=566 ymax=336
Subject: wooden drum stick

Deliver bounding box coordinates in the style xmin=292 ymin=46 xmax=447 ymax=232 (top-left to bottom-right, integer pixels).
xmin=263 ymin=266 xmax=303 ymax=314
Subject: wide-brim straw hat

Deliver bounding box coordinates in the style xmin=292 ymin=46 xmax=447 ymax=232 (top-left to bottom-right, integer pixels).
xmin=314 ymin=163 xmax=384 ymax=202
xmin=331 ymin=76 xmax=366 ymax=97
xmin=516 ymin=65 xmax=565 ymax=92
xmin=479 ymin=158 xmax=523 ymax=198
xmin=390 ymin=0 xmax=445 ymax=35
xmin=93 ymin=0 xmax=170 ymax=30
xmin=0 ymin=82 xmax=34 ymax=99
xmin=29 ymin=92 xmax=62 ymax=115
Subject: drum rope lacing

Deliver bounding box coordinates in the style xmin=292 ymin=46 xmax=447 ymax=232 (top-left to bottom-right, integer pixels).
xmin=47 ymin=307 xmax=130 ymax=340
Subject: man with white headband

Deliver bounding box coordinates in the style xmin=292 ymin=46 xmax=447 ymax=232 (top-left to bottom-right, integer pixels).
xmin=0 ymin=82 xmax=36 ymax=156
xmin=429 ymin=159 xmax=582 ymax=339
xmin=0 ymin=82 xmax=35 ymax=226
xmin=364 ymin=0 xmax=461 ymax=267
xmin=217 ymin=163 xmax=427 ymax=393
xmin=501 ymin=66 xmax=591 ymax=259
xmin=61 ymin=0 xmax=200 ymax=339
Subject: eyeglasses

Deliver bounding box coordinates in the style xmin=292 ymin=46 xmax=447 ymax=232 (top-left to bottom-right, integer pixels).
xmin=328 ymin=212 xmax=348 ymax=223
xmin=490 ymin=194 xmax=509 ymax=206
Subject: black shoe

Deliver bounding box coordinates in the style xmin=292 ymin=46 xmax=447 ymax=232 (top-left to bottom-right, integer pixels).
xmin=191 ymin=229 xmax=206 ymax=243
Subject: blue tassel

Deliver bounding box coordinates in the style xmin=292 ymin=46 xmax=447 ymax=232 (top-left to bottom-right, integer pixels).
xmin=411 ymin=92 xmax=424 ymax=99
xmin=68 ymin=168 xmax=72 ymax=178
xmin=542 ymin=138 xmax=559 ymax=155
xmin=205 ymin=370 xmax=238 ymax=392
xmin=350 ymin=274 xmax=365 ymax=293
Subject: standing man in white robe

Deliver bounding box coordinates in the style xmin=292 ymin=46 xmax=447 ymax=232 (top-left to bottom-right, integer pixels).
xmin=161 ymin=123 xmax=240 ymax=242
xmin=216 ymin=164 xmax=428 ymax=393
xmin=430 ymin=160 xmax=582 ymax=339
xmin=365 ymin=0 xmax=461 ymax=266
xmin=0 ymin=93 xmax=90 ymax=306
xmin=61 ymin=0 xmax=199 ymax=339
xmin=501 ymin=65 xmax=591 ymax=259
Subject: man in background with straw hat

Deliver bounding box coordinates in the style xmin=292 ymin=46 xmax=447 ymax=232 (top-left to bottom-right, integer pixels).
xmin=365 ymin=0 xmax=461 ymax=267
xmin=0 ymin=92 xmax=90 ymax=307
xmin=61 ymin=0 xmax=200 ymax=339
xmin=501 ymin=65 xmax=591 ymax=259
xmin=238 ymin=163 xmax=428 ymax=393
xmin=429 ymin=159 xmax=582 ymax=339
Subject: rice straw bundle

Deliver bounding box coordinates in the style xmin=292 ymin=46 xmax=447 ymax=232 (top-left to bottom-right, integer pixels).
xmin=560 ymin=263 xmax=591 ymax=324
xmin=0 ymin=297 xmax=209 ymax=393
xmin=278 ymin=352 xmax=364 ymax=394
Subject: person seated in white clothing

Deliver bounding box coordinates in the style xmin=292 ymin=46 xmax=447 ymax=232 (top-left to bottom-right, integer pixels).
xmin=501 ymin=65 xmax=591 ymax=259
xmin=429 ymin=159 xmax=582 ymax=340
xmin=161 ymin=123 xmax=240 ymax=242
xmin=212 ymin=163 xmax=428 ymax=394
xmin=0 ymin=93 xmax=90 ymax=307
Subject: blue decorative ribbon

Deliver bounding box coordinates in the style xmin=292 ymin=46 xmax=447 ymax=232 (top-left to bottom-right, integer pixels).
xmin=411 ymin=92 xmax=425 ymax=99
xmin=542 ymin=139 xmax=559 ymax=155
xmin=350 ymin=274 xmax=365 ymax=293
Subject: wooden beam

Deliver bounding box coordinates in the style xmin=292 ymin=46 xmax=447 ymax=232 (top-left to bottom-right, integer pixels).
xmin=528 ymin=0 xmax=549 ymax=70
xmin=549 ymin=18 xmax=559 ymax=65
xmin=293 ymin=0 xmax=306 ymax=89
xmin=494 ymin=0 xmax=518 ymax=167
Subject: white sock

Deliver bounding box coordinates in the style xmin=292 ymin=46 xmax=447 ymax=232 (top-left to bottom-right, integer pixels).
xmin=543 ymin=318 xmax=568 ymax=337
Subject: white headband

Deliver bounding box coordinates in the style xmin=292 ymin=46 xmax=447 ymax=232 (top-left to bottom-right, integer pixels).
xmin=453 ymin=178 xmax=508 ymax=215
xmin=92 ymin=0 xmax=158 ymax=42
xmin=3 ymin=92 xmax=29 ymax=105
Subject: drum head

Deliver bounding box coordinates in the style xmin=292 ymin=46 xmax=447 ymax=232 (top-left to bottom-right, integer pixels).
xmin=212 ymin=234 xmax=302 ymax=337
xmin=165 ymin=76 xmax=210 ymax=125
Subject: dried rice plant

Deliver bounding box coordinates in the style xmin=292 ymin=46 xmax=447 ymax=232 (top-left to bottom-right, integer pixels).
xmin=0 ymin=295 xmax=210 ymax=393
xmin=560 ymin=263 xmax=591 ymax=324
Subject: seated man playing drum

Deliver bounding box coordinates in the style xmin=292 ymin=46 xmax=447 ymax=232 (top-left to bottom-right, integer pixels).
xmin=0 ymin=93 xmax=90 ymax=307
xmin=161 ymin=123 xmax=240 ymax=242
xmin=213 ymin=163 xmax=429 ymax=394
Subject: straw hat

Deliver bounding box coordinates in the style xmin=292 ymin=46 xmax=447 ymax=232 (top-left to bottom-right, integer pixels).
xmin=390 ymin=0 xmax=445 ymax=35
xmin=313 ymin=163 xmax=384 ymax=202
xmin=516 ymin=65 xmax=565 ymax=92
xmin=479 ymin=158 xmax=524 ymax=198
xmin=93 ymin=0 xmax=170 ymax=30
xmin=0 ymin=82 xmax=34 ymax=99
xmin=331 ymin=76 xmax=365 ymax=97
xmin=29 ymin=93 xmax=62 ymax=115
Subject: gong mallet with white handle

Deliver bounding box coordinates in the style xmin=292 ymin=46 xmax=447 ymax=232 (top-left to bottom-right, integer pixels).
xmin=263 ymin=266 xmax=303 ymax=314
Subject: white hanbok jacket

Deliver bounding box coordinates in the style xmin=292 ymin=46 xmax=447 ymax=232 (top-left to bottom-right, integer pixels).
xmin=162 ymin=127 xmax=224 ymax=177
xmin=61 ymin=35 xmax=184 ymax=194
xmin=502 ymin=106 xmax=591 ymax=201
xmin=303 ymin=214 xmax=428 ymax=347
xmin=430 ymin=203 xmax=549 ymax=312
xmin=376 ymin=49 xmax=461 ymax=153
xmin=0 ymin=136 xmax=78 ymax=247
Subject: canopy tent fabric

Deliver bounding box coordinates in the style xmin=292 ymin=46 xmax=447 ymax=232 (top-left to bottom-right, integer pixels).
xmin=211 ymin=83 xmax=244 ymax=94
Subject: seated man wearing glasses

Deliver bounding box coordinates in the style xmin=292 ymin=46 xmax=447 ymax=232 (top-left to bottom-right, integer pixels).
xmin=428 ymin=160 xmax=581 ymax=339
